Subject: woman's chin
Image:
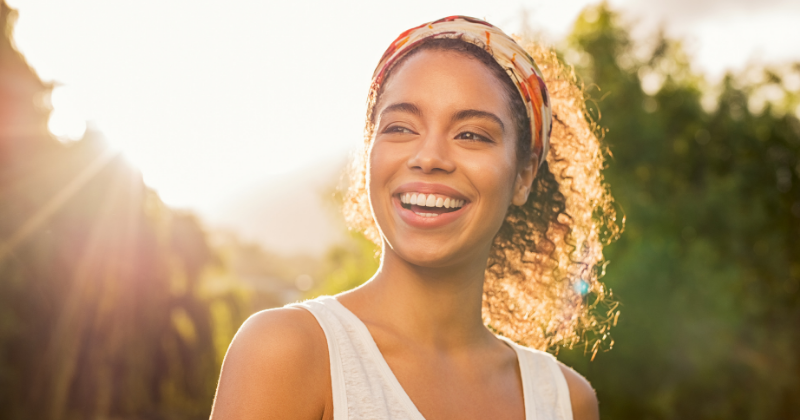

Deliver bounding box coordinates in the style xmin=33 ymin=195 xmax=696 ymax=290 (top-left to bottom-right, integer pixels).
xmin=386 ymin=238 xmax=481 ymax=270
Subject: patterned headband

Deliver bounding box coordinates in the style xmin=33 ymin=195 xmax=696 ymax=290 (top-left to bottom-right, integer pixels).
xmin=371 ymin=15 xmax=552 ymax=167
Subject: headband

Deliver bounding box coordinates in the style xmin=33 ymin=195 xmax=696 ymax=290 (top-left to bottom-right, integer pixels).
xmin=371 ymin=16 xmax=552 ymax=167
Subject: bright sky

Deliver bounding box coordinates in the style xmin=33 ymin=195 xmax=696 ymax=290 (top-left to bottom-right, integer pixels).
xmin=8 ymin=0 xmax=800 ymax=215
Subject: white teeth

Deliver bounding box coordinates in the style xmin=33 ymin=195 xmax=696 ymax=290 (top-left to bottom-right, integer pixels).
xmin=399 ymin=192 xmax=466 ymax=209
xmin=413 ymin=212 xmax=439 ymax=218
xmin=425 ymin=195 xmax=436 ymax=207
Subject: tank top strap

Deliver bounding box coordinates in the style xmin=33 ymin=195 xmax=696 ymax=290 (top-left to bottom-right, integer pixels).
xmin=290 ymin=296 xmax=425 ymax=420
xmin=499 ymin=336 xmax=574 ymax=420
xmin=290 ymin=298 xmax=349 ymax=419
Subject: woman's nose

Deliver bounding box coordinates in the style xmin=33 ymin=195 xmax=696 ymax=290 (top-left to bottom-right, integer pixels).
xmin=407 ymin=132 xmax=456 ymax=174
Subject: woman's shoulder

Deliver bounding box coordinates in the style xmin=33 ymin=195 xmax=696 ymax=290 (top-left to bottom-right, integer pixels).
xmin=229 ymin=307 xmax=332 ymax=387
xmin=234 ymin=306 xmax=328 ymax=360
xmin=210 ymin=306 xmax=331 ymax=419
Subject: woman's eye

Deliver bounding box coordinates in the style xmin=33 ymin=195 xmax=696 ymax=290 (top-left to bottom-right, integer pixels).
xmin=456 ymin=131 xmax=491 ymax=142
xmin=384 ymin=125 xmax=413 ymax=134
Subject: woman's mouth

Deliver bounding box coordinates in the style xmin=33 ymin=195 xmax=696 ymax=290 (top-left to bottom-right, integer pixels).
xmin=397 ymin=192 xmax=466 ymax=218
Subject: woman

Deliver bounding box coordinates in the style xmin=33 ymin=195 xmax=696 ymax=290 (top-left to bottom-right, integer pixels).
xmin=211 ymin=16 xmax=617 ymax=420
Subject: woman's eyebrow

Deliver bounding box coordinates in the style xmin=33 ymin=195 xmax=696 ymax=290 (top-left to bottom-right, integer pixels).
xmin=380 ymin=102 xmax=422 ymax=119
xmin=451 ymin=109 xmax=505 ymax=133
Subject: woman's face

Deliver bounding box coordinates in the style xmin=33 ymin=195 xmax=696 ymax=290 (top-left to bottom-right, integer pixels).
xmin=368 ymin=49 xmax=535 ymax=268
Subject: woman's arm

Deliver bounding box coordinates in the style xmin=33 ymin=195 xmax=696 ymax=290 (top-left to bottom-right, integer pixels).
xmin=209 ymin=307 xmax=332 ymax=420
xmin=558 ymin=363 xmax=600 ymax=420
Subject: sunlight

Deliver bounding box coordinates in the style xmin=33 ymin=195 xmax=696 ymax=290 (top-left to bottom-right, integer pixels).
xmin=4 ymin=1 xmax=800 ymax=418
xmin=8 ymin=0 xmax=800 ymax=215
xmin=48 ymin=85 xmax=86 ymax=142
xmin=0 ymin=148 xmax=119 ymax=264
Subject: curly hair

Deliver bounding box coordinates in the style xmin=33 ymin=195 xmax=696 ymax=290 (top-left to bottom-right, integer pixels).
xmin=343 ymin=38 xmax=621 ymax=351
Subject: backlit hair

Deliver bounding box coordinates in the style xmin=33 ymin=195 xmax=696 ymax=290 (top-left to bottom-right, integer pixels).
xmin=344 ymin=38 xmax=621 ymax=351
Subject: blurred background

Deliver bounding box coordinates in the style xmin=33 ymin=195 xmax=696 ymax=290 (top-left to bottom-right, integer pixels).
xmin=0 ymin=0 xmax=798 ymax=418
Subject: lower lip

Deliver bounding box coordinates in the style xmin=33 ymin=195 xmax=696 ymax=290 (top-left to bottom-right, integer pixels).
xmin=394 ymin=196 xmax=467 ymax=229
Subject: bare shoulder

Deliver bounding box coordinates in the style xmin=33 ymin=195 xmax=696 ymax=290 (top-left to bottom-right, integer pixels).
xmin=557 ymin=362 xmax=599 ymax=420
xmin=210 ymin=306 xmax=331 ymax=420
xmin=229 ymin=307 xmax=328 ymax=368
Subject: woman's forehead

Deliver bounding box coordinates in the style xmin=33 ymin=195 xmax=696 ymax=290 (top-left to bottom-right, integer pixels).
xmin=377 ymin=50 xmax=510 ymax=117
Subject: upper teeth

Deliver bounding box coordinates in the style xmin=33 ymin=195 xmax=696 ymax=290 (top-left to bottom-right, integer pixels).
xmin=399 ymin=193 xmax=465 ymax=208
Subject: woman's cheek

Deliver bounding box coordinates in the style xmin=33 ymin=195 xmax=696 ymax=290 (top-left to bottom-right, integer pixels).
xmin=368 ymin=143 xmax=387 ymax=190
xmin=472 ymin=158 xmax=518 ymax=228
xmin=367 ymin=141 xmax=397 ymax=216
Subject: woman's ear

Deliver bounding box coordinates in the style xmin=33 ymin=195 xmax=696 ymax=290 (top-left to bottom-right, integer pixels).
xmin=512 ymin=154 xmax=538 ymax=206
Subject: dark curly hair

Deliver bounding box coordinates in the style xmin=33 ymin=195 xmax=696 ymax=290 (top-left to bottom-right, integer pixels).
xmin=344 ymin=37 xmax=621 ymax=351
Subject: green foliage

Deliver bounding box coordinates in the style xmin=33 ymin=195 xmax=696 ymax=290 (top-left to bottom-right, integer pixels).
xmin=558 ymin=4 xmax=800 ymax=418
xmin=309 ymin=231 xmax=379 ymax=297
xmin=307 ymin=170 xmax=380 ymax=298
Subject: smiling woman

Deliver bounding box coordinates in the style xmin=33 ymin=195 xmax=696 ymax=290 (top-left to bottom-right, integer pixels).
xmin=210 ymin=16 xmax=618 ymax=420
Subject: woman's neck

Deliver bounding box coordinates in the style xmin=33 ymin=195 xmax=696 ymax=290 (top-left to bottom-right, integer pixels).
xmin=339 ymin=245 xmax=494 ymax=351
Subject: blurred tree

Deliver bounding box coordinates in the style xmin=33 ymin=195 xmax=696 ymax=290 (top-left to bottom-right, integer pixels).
xmin=306 ymin=173 xmax=379 ymax=298
xmin=558 ymin=3 xmax=800 ymax=419
xmin=210 ymin=230 xmax=320 ymax=307
xmin=309 ymin=231 xmax=379 ymax=298
xmin=0 ymin=2 xmax=250 ymax=419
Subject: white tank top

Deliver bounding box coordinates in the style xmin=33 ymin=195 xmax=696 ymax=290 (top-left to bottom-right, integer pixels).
xmin=292 ymin=296 xmax=574 ymax=420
